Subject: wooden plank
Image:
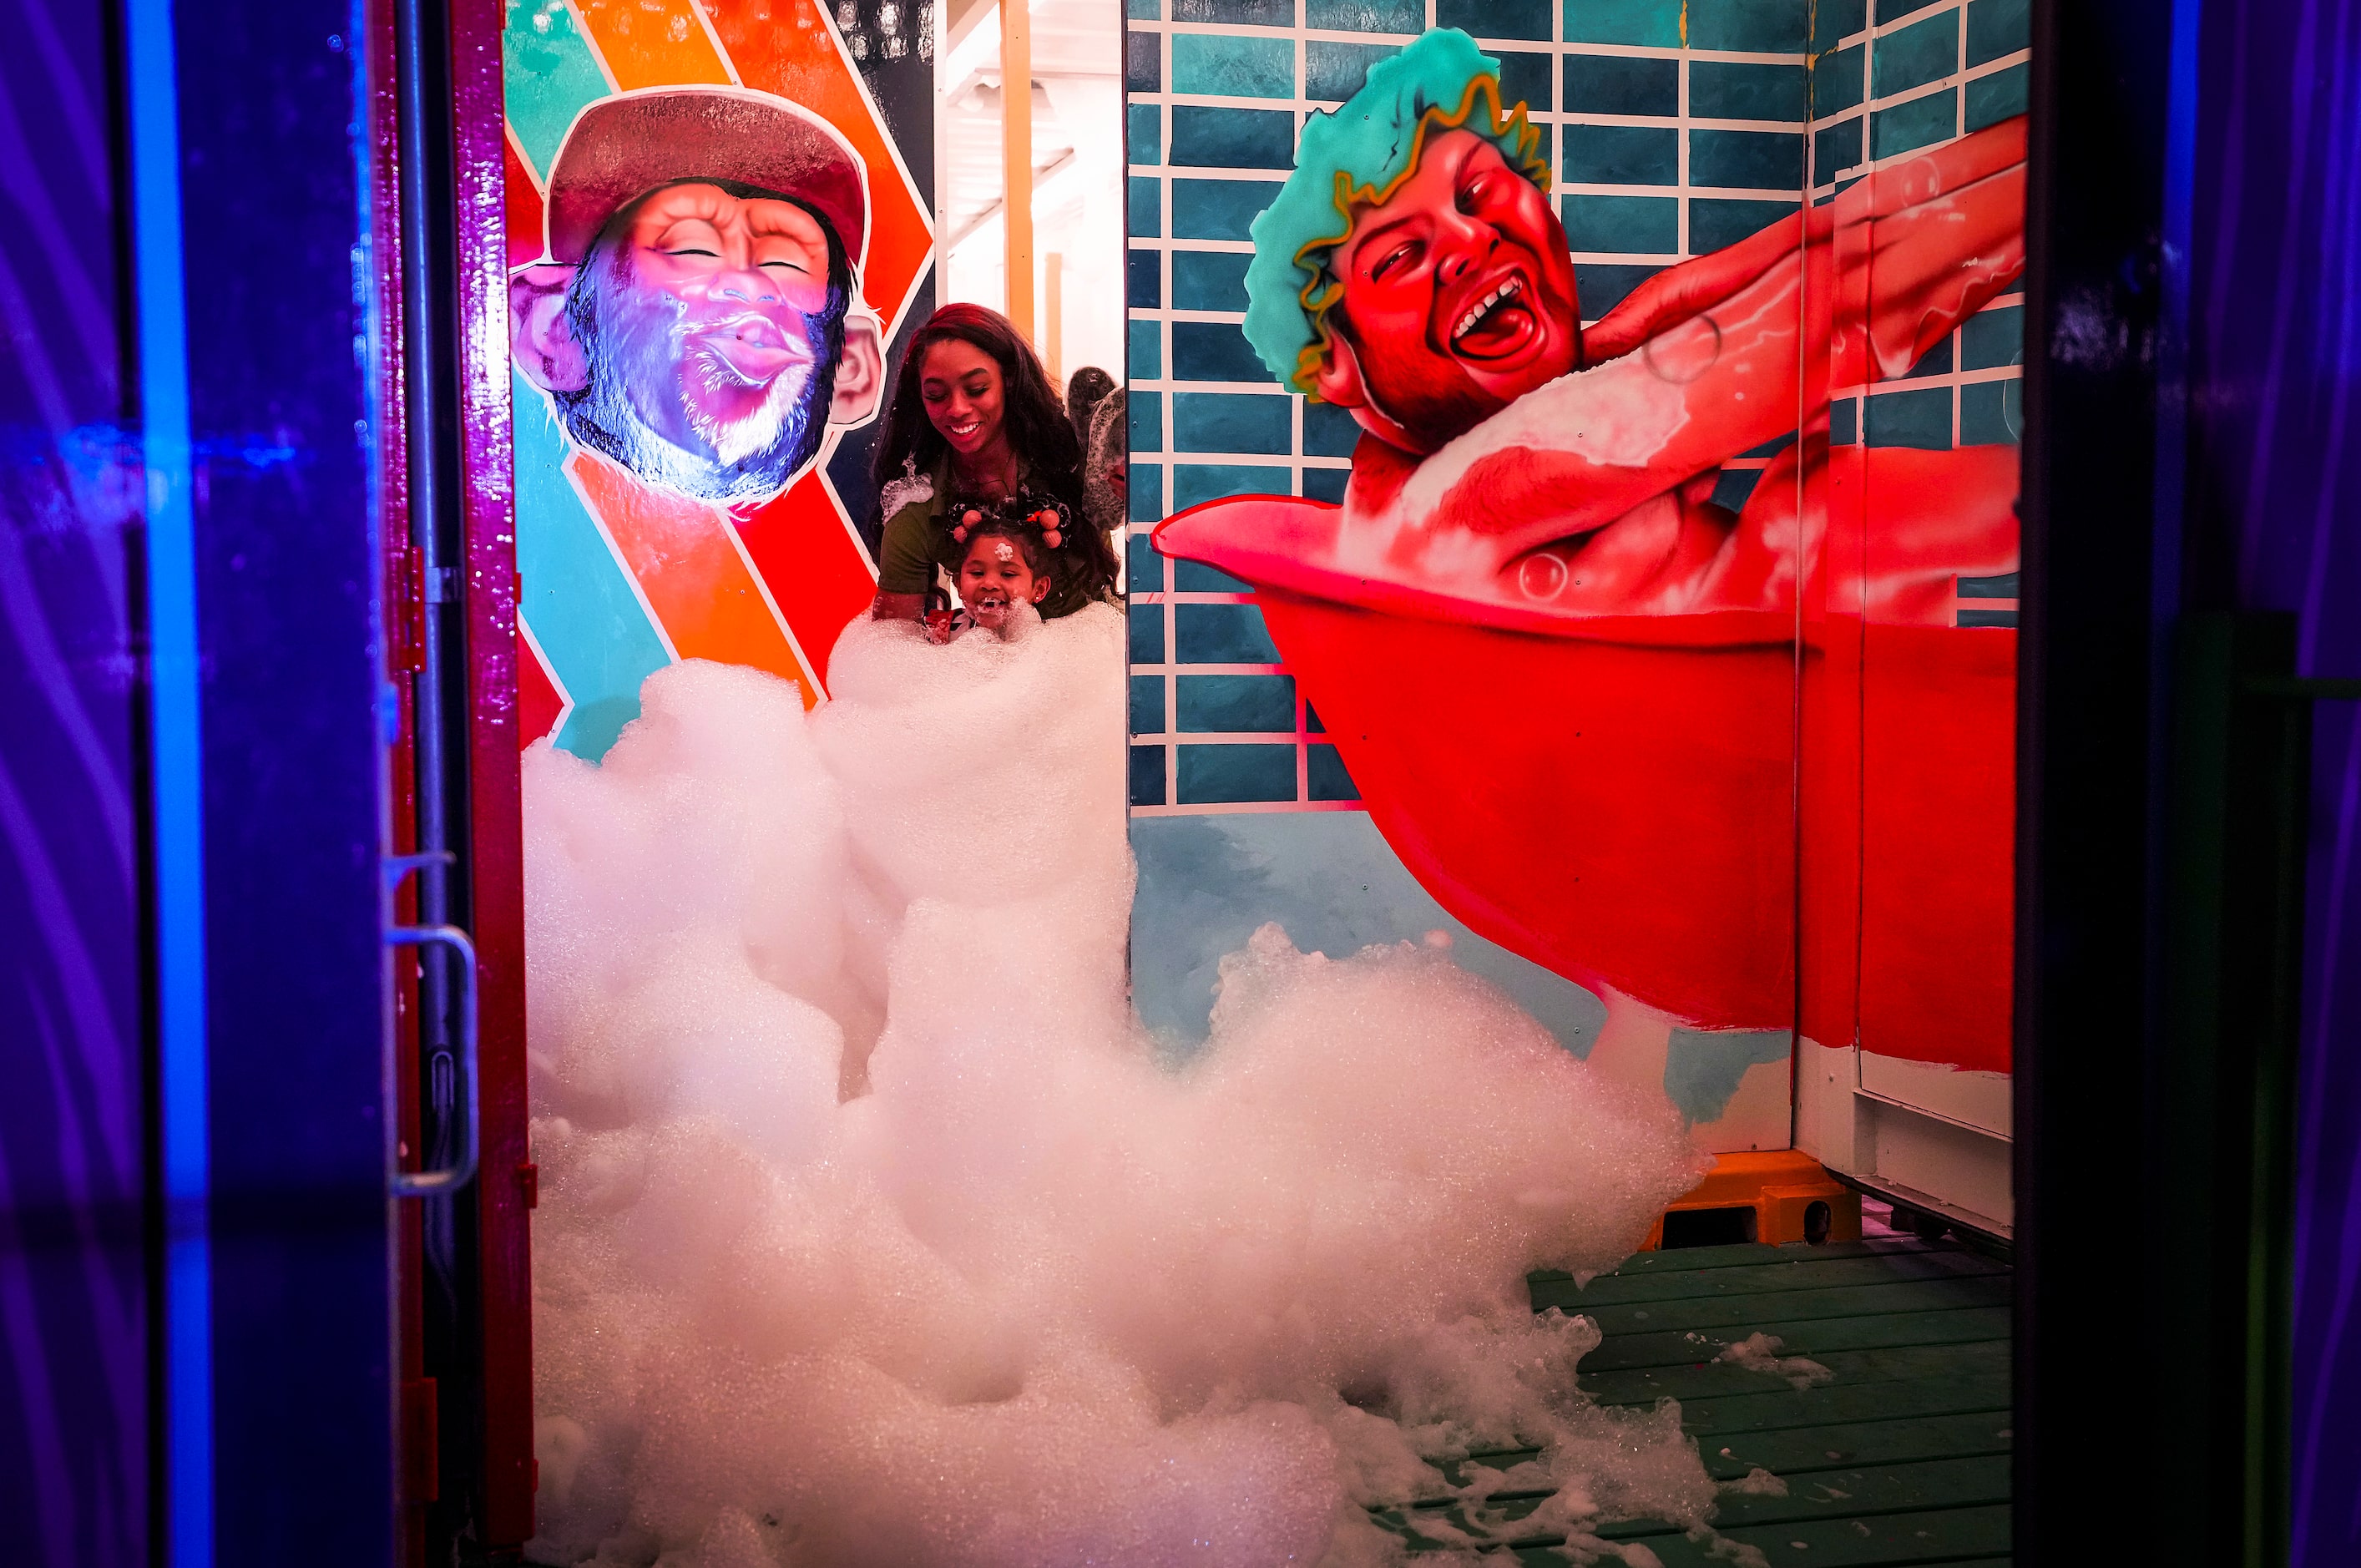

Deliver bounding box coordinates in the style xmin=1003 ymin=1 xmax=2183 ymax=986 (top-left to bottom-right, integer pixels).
xmin=1580 ymin=1306 xmax=2008 ymax=1373
xmin=1565 ymin=1275 xmax=2010 ymax=1338
xmin=1392 ymin=1455 xmax=2007 ymax=1542
xmin=1550 ymin=1248 xmax=2006 ymax=1309
xmin=1625 ymin=1454 xmax=2010 ymax=1534
xmin=1663 ymin=1371 xmax=2013 ymax=1436
xmin=1533 ymin=1239 xmax=1960 ymax=1285
xmin=1698 ymin=1409 xmax=2014 ymax=1480
xmin=1638 ymin=1503 xmax=2011 ymax=1565
xmin=1511 ymin=1548 xmax=2009 ymax=1568
xmin=1534 ymin=1241 xmax=1915 ymax=1280
xmin=1402 ymin=1234 xmax=2021 ymax=1563
xmin=1413 ymin=1408 xmax=2011 ymax=1500
xmin=1582 ymin=1341 xmax=2010 ymax=1409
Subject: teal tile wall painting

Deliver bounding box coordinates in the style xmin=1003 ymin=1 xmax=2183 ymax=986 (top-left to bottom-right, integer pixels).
xmin=1874 ymin=9 xmax=1960 ymax=98
xmin=1177 ymin=674 xmax=1296 ymax=732
xmin=1563 ymin=0 xmax=1679 ymax=48
xmin=1170 ymin=33 xmax=1295 ymax=98
xmin=1120 ymin=0 xmax=2029 ymax=1159
xmin=1177 ymin=743 xmax=1297 ymax=803
xmin=1174 ymin=463 xmax=1285 ymax=508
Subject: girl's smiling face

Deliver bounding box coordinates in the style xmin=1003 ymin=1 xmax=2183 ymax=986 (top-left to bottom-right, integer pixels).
xmin=920 ymin=338 xmax=1007 ymax=458
xmin=958 ymin=532 xmax=1050 ymax=629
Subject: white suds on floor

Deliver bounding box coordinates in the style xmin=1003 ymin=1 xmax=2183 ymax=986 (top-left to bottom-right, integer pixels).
xmin=523 ymin=607 xmax=1728 ymax=1565
xmin=1713 ymin=1332 xmax=1836 ymax=1392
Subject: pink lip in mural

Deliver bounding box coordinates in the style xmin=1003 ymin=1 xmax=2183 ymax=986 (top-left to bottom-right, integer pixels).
xmin=692 ymin=313 xmax=802 ymax=382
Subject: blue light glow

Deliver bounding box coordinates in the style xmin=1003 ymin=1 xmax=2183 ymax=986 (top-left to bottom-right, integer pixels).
xmin=126 ymin=0 xmax=211 ymax=1557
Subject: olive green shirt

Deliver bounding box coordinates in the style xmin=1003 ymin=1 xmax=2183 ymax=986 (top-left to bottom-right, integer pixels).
xmin=877 ymin=458 xmax=1105 ymax=621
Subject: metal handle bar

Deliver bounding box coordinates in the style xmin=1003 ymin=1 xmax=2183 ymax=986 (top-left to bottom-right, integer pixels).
xmin=383 ymin=848 xmax=454 ymax=891
xmin=387 ymin=923 xmax=478 ymax=1197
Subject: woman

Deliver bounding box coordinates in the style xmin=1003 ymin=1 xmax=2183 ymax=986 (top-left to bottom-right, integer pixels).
xmin=870 ymin=305 xmax=1120 ymax=621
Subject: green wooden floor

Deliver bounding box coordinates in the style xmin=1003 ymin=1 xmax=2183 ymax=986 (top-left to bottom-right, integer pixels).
xmin=1374 ymin=1234 xmax=2013 ymax=1565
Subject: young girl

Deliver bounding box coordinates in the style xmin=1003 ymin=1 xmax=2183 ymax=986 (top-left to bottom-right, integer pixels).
xmin=868 ymin=304 xmax=1120 ymax=623
xmin=923 ymin=502 xmax=1063 ymax=644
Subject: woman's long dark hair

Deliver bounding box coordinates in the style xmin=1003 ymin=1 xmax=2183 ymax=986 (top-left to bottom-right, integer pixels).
xmin=872 ymin=303 xmax=1119 ymax=605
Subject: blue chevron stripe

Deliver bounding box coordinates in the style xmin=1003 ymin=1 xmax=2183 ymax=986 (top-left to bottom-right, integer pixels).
xmin=512 ymin=374 xmax=675 ymax=759
xmin=503 ymin=0 xmax=611 ymax=181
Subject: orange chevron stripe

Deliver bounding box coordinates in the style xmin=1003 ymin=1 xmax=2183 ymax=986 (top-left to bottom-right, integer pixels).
xmin=736 ymin=469 xmax=878 ymax=690
xmin=696 ymin=0 xmax=934 ymax=327
xmin=569 ymin=0 xmax=732 ymax=90
xmin=565 ymin=451 xmax=819 ymax=707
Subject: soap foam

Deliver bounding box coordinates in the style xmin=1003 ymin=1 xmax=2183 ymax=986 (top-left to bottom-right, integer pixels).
xmin=525 ymin=605 xmax=1719 ymax=1565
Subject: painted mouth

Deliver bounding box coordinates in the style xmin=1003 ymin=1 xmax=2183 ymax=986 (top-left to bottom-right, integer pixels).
xmin=692 ymin=314 xmax=800 ymax=382
xmin=1448 ymin=274 xmax=1539 ymax=362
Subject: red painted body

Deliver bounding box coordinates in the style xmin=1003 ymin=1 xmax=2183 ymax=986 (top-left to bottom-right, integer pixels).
xmin=1157 ymin=120 xmax=2025 ymax=1076
xmin=1156 ymin=443 xmax=2019 ymax=1075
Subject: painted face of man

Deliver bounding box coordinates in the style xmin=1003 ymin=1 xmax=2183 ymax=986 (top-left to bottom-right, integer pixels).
xmin=1315 ymin=129 xmax=1583 ymax=453
xmin=626 ymin=184 xmax=836 ymax=450
xmin=532 ymin=180 xmax=863 ymax=504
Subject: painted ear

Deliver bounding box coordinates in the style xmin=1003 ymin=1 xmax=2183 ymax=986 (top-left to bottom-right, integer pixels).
xmin=830 ymin=312 xmax=887 ymax=428
xmin=1306 ymin=331 xmax=1368 ymax=412
xmin=509 ymin=266 xmax=589 ymax=392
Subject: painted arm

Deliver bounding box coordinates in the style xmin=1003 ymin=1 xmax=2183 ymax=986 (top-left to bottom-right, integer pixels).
xmin=1355 ymin=119 xmax=2027 ymax=579
xmin=1583 ymin=115 xmax=2027 ymax=368
xmin=1826 ymin=156 xmax=2026 ymax=387
xmin=1351 ymin=249 xmax=1804 ymax=579
xmin=1581 ymin=204 xmax=1807 ymax=367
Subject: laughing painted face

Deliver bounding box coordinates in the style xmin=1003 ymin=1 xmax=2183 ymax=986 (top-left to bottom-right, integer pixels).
xmin=511 ymin=180 xmax=886 ymax=505
xmin=1312 ymin=129 xmax=1583 ymax=456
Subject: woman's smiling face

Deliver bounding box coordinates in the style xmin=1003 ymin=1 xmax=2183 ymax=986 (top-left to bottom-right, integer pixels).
xmin=920 ymin=338 xmax=1007 ymax=458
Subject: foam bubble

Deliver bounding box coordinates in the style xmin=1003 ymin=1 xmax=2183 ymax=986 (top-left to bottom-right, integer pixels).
xmin=524 ymin=605 xmax=1721 ymax=1565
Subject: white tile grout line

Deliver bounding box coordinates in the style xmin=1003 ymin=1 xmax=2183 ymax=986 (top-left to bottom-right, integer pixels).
xmin=1135 ymin=800 xmax=1363 ymax=817
xmin=1954 ymin=3 xmax=1969 ymax=450
xmin=1137 ymin=729 xmax=1312 ymax=744
xmin=1677 ymin=52 xmax=1691 ymax=256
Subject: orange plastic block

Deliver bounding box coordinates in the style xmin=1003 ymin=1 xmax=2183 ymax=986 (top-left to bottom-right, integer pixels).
xmin=1636 ymin=1150 xmax=1863 ymax=1251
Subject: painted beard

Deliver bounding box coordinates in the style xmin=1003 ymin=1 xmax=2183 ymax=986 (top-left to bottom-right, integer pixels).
xmin=558 ymin=244 xmax=842 ymax=505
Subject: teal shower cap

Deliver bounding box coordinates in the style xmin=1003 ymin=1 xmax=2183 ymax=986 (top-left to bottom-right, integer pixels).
xmin=1241 ymin=29 xmax=1550 ymax=397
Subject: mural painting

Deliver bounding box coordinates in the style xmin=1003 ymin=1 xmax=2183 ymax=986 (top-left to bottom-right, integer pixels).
xmin=1127 ymin=2 xmax=2029 ymax=1181
xmin=508 ymin=88 xmax=887 ymax=508
xmin=503 ymin=0 xmax=935 ymax=758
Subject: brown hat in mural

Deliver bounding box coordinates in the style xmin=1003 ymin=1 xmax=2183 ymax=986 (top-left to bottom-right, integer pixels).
xmin=542 ymin=85 xmax=871 ymax=267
